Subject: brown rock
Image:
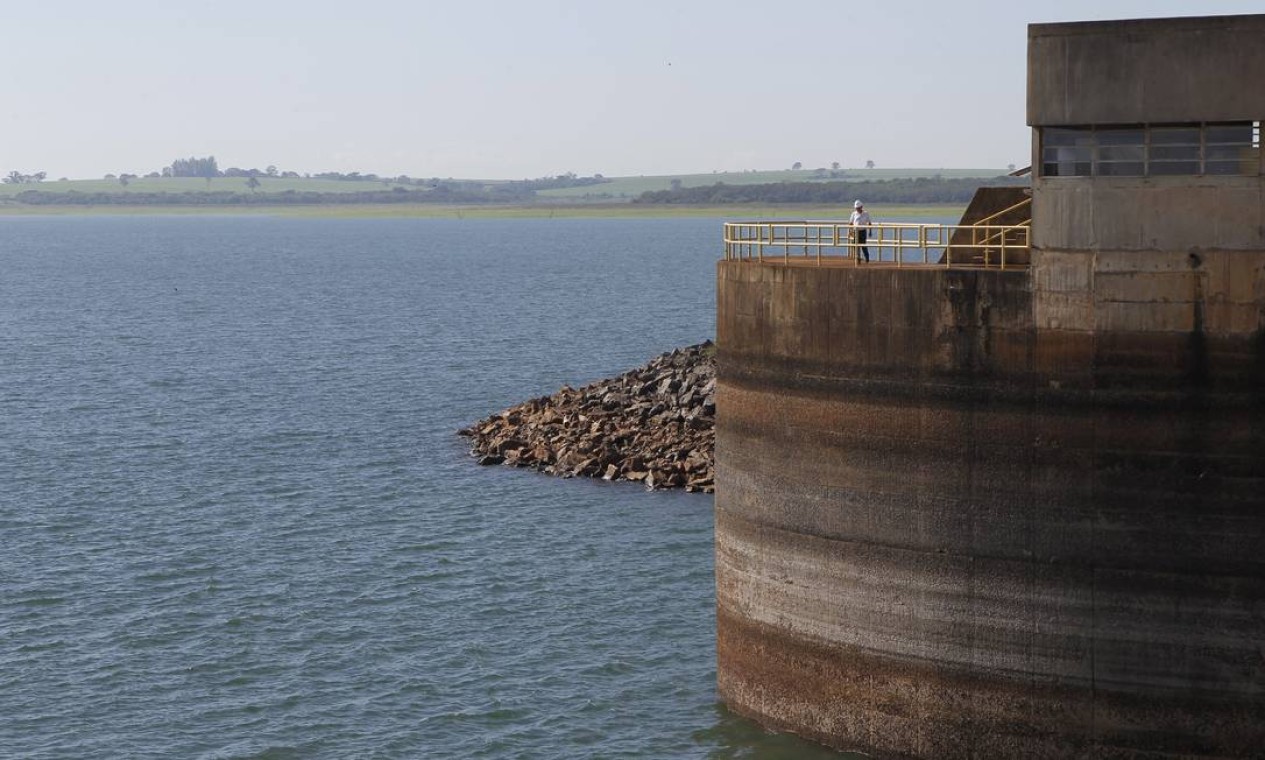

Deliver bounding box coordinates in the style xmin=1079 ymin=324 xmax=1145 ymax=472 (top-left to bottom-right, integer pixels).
xmin=460 ymin=342 xmax=716 ymax=493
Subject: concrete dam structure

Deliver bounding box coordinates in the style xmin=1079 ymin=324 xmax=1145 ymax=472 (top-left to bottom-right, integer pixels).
xmin=714 ymin=15 xmax=1264 ymax=759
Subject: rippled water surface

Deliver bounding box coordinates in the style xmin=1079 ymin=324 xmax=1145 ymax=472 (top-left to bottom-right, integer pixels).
xmin=0 ymin=216 xmax=848 ymax=759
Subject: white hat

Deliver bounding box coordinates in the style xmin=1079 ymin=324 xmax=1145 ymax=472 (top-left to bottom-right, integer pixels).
xmin=854 ymin=200 xmax=863 ymax=208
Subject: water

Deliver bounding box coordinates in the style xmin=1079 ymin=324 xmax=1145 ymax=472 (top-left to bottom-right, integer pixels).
xmin=0 ymin=216 xmax=847 ymax=759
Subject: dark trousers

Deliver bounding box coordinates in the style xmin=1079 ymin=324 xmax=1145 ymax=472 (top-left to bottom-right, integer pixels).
xmin=856 ymin=229 xmax=869 ymax=261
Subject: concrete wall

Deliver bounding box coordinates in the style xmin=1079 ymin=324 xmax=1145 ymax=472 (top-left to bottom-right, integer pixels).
xmin=1033 ymin=177 xmax=1265 ymax=252
xmin=715 ymin=261 xmax=1265 ymax=758
xmin=1028 ymin=15 xmax=1265 ymax=125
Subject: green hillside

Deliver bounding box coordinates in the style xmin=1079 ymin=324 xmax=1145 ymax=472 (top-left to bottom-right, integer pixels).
xmin=0 ymin=167 xmax=1012 ymax=207
xmin=536 ymin=168 xmax=1009 ymax=201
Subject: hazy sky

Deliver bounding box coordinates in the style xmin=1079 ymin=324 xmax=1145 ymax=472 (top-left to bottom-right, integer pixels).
xmin=5 ymin=1 xmax=1263 ymax=180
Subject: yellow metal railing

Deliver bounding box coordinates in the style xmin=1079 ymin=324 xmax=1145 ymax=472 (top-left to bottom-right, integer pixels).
xmin=723 ymin=220 xmax=1031 ymax=269
xmin=954 ymin=196 xmax=1032 ymax=258
xmin=973 ymin=196 xmax=1031 ymax=227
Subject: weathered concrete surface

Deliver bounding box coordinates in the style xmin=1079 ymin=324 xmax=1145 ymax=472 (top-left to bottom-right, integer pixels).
xmin=1028 ymin=15 xmax=1265 ymax=126
xmin=715 ymin=260 xmax=1265 ymax=758
xmin=1032 ymin=178 xmax=1265 ymax=253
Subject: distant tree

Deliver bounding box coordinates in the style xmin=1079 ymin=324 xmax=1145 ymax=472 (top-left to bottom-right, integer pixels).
xmin=866 ymin=160 xmax=875 ymax=169
xmin=118 ymin=175 xmax=130 ymax=188
xmin=32 ymin=171 xmax=46 ymax=183
xmin=266 ymin=165 xmax=278 ymax=177
xmin=831 ymin=161 xmax=840 ymax=170
xmin=1008 ymin=163 xmax=1017 ymax=172
xmin=170 ymin=156 xmax=219 ymax=178
xmin=281 ymin=171 xmax=300 ymax=178
xmin=145 ymin=171 xmax=161 ymax=178
xmin=104 ymin=173 xmax=116 ymax=179
xmin=670 ymin=178 xmax=683 ymax=191
xmin=245 ymin=176 xmax=261 ymax=192
xmin=792 ymin=161 xmax=803 ymax=170
xmin=4 ymin=171 xmax=24 ymax=184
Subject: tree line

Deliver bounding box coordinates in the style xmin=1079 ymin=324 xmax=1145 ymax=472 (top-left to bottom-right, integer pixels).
xmin=633 ymin=176 xmax=1029 ymax=205
xmin=152 ymin=156 xmax=614 ymax=190
xmin=3 ymin=153 xmax=615 ymax=204
xmin=4 ymin=171 xmax=47 ymax=184
xmin=9 ymin=185 xmax=542 ymax=206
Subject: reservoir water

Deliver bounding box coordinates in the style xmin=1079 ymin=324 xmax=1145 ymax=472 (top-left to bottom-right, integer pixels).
xmin=0 ymin=216 xmax=848 ymax=759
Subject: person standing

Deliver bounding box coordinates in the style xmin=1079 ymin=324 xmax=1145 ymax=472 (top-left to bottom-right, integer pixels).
xmin=849 ymin=199 xmax=873 ymax=262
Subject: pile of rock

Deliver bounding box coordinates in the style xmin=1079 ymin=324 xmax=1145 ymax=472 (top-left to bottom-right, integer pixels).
xmin=458 ymin=342 xmax=715 ymax=493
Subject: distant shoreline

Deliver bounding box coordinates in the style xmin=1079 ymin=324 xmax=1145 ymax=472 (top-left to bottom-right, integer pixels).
xmin=0 ymin=202 xmax=965 ymax=220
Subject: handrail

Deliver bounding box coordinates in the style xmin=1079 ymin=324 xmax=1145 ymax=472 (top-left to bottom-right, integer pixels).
xmin=973 ymin=196 xmax=1032 ymax=227
xmin=723 ymin=220 xmax=1031 ymax=269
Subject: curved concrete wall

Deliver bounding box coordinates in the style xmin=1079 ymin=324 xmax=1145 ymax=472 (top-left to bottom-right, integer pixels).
xmin=715 ymin=260 xmax=1265 ymax=758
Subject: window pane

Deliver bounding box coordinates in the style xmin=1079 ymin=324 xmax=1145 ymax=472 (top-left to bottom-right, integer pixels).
xmin=1207 ymin=123 xmax=1253 ymax=144
xmin=1041 ymin=160 xmax=1093 ymax=177
xmin=1151 ymin=145 xmax=1199 ymax=161
xmin=1151 ymin=128 xmax=1200 ymax=145
xmin=1098 ymin=161 xmax=1144 ymax=176
xmin=1044 ymin=128 xmax=1092 ymax=147
xmin=1149 ymin=161 xmax=1200 ymax=175
xmin=1207 ymin=145 xmax=1250 ymax=161
xmin=1043 ymin=146 xmax=1091 ymax=162
xmin=1205 ymin=160 xmax=1245 ymax=175
xmin=1097 ymin=129 xmax=1144 ymax=146
xmin=1100 ymin=146 xmax=1144 ymax=161
xmin=1041 ymin=145 xmax=1092 ymax=177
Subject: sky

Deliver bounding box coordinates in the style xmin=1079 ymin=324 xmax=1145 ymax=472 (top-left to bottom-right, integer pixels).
xmin=4 ymin=1 xmax=1264 ymax=180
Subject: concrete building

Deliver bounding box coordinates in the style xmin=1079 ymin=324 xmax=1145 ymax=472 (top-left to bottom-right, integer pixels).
xmin=714 ymin=15 xmax=1264 ymax=759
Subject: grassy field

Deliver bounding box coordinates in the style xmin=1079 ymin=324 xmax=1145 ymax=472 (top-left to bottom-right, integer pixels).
xmin=536 ymin=167 xmax=1009 ymax=200
xmin=0 ymin=201 xmax=966 ymax=221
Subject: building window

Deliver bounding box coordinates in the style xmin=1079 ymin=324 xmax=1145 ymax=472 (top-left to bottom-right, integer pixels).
xmin=1205 ymin=123 xmax=1255 ymax=175
xmin=1040 ymin=122 xmax=1260 ymax=177
xmin=1149 ymin=126 xmax=1200 ymax=175
xmin=1096 ymin=128 xmax=1145 ymax=176
xmin=1041 ymin=128 xmax=1092 ymax=176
